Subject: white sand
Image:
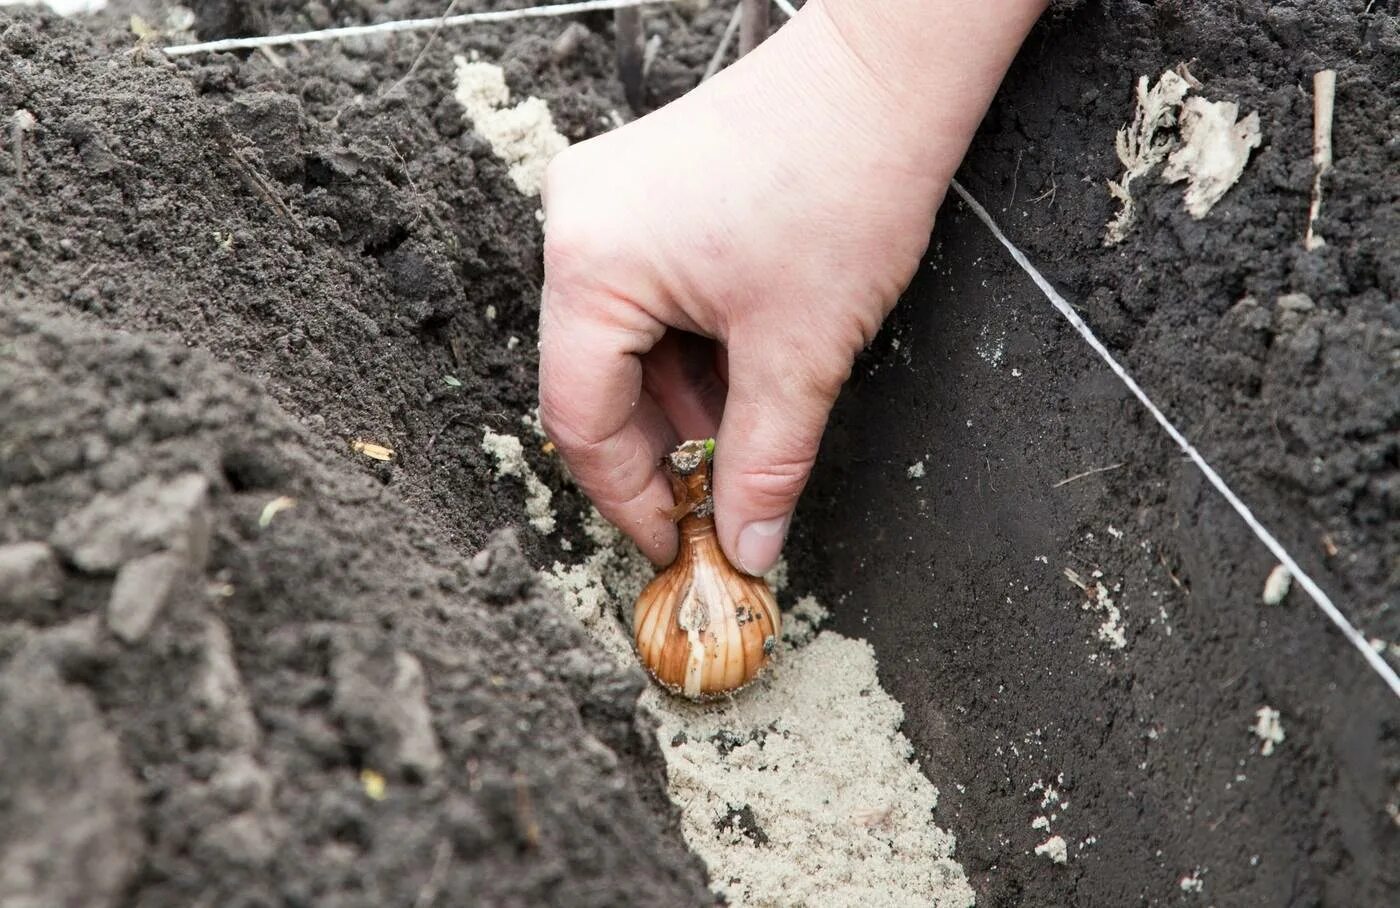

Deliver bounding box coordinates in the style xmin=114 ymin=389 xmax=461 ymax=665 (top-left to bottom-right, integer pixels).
xmin=544 ymin=511 xmax=974 ymax=908
xmin=1251 ymin=706 xmax=1284 ymax=757
xmin=452 ymin=57 xmax=568 ymax=196
xmin=480 ymin=430 xmax=555 ymax=534
xmin=457 ymin=77 xmax=972 ymax=906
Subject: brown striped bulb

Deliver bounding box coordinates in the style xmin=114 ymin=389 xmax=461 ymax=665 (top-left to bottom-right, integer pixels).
xmin=633 ymin=440 xmax=781 ymax=700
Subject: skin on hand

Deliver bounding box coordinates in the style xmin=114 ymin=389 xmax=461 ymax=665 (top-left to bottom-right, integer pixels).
xmin=539 ymin=0 xmax=1046 ymax=574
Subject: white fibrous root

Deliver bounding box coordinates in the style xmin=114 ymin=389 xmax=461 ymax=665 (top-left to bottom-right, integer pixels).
xmin=1104 ymin=63 xmax=1261 ymax=242
xmin=1104 ymin=66 xmax=1197 ymax=245
xmin=633 ymin=440 xmax=781 ymax=699
xmin=1161 ymin=96 xmax=1262 ymax=218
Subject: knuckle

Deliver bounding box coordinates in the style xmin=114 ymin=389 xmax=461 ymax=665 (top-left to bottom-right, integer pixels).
xmin=787 ymin=342 xmax=852 ymax=402
xmin=736 ymin=455 xmax=814 ymax=507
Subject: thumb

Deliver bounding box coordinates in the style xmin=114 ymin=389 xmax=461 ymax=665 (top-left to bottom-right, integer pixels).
xmin=712 ymin=334 xmax=849 ymax=576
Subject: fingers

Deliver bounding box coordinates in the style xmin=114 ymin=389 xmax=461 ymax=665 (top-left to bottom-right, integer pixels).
xmin=538 ymin=284 xmax=679 ymax=565
xmin=712 ymin=330 xmax=850 ymax=576
xmin=642 ymin=331 xmax=727 ymax=441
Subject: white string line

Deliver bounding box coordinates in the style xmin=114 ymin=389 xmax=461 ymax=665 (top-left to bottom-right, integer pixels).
xmin=949 ymin=179 xmax=1400 ymax=700
xmin=772 ymin=0 xmax=799 ymax=17
xmin=768 ymin=0 xmax=1399 ymax=701
xmin=162 ymin=0 xmax=681 ymax=56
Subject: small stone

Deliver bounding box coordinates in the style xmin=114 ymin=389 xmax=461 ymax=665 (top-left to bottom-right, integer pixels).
xmin=389 ymin=651 xmax=443 ymax=777
xmin=107 ymin=552 xmax=184 ymax=643
xmin=190 ymin=618 xmax=260 ymax=751
xmin=466 ymin=529 xmax=533 ymax=604
xmin=0 ymin=542 xmax=63 ymax=607
xmin=332 ymin=645 xmax=443 ymax=779
xmin=1274 ymin=292 xmax=1316 ymax=334
xmin=51 ymin=473 xmax=210 ymax=574
xmin=1275 ymin=292 xmax=1315 ymax=313
xmin=209 ymin=754 xmax=274 ymax=814
xmin=195 ymin=813 xmax=276 ymax=868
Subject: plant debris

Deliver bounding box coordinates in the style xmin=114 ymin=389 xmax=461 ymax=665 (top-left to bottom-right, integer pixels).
xmin=351 ymin=439 xmax=395 ymax=462
xmin=360 ymin=768 xmax=387 ymax=801
xmin=1251 ymin=706 xmax=1285 ymax=756
xmin=1104 ymin=66 xmax=1197 ymax=244
xmin=1161 ymin=97 xmax=1262 ymax=218
xmin=257 ymin=495 xmax=296 ymax=528
xmin=1304 ymin=69 xmax=1336 ymax=250
xmin=1104 ymin=64 xmax=1261 ymax=241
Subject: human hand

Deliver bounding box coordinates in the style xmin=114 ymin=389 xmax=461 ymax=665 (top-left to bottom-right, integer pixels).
xmin=539 ymin=0 xmax=1043 ymax=573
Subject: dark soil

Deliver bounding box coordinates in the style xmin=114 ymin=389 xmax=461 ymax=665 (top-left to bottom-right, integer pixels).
xmin=1 ymin=2 xmax=728 ymax=904
xmin=803 ymin=0 xmax=1400 ymax=904
xmin=1 ymin=0 xmax=1396 ymax=906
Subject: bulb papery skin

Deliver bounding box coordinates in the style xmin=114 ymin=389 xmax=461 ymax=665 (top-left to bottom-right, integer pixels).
xmin=633 ymin=445 xmax=781 ymax=700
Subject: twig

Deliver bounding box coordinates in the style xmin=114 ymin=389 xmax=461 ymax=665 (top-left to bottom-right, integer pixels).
xmin=427 ymin=411 xmax=473 ymax=454
xmin=385 ymin=0 xmax=463 ymax=101
xmin=642 ymin=33 xmax=663 ymax=80
xmin=551 ymin=21 xmax=590 ymax=63
xmin=1008 ymin=147 xmax=1024 ymax=207
xmin=1030 ymin=176 xmax=1058 ymax=206
xmin=702 ymin=4 xmax=744 ymax=82
xmin=1157 ymin=551 xmax=1186 ymax=592
xmin=10 ymin=110 xmax=36 ymax=184
xmin=615 ymin=7 xmax=645 ymax=109
xmin=227 ymin=147 xmax=302 ymax=231
xmin=739 ymin=0 xmax=769 ymax=56
xmin=412 ymin=840 xmax=452 ymax=908
xmin=1052 ymin=462 xmax=1125 ymax=488
xmin=1304 ymin=69 xmax=1335 ymax=251
xmin=256 ymin=45 xmax=287 ymax=69
xmin=162 ymin=0 xmax=681 ymax=56
xmin=514 ymin=774 xmax=542 ymax=849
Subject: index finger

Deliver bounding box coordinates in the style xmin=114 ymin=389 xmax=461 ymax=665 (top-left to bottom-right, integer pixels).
xmin=538 ymin=282 xmax=679 ymax=565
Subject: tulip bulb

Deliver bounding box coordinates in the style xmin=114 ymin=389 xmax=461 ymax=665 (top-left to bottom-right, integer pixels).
xmin=633 ymin=440 xmax=781 ymax=700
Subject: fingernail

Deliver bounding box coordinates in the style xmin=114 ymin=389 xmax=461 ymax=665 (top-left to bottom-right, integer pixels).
xmin=736 ymin=514 xmax=790 ymax=576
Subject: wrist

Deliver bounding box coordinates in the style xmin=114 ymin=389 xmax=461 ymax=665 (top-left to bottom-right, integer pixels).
xmin=808 ymin=0 xmax=1048 ymax=180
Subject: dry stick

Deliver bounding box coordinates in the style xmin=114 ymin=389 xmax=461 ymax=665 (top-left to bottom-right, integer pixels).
xmin=11 ymin=110 xmax=36 ymax=184
xmin=228 ymin=147 xmax=302 ymax=230
xmin=702 ymin=3 xmax=744 ymax=82
xmin=1304 ymin=69 xmax=1336 ymax=251
xmin=551 ymin=21 xmax=590 ymax=62
xmin=950 ymin=178 xmax=1400 ymax=700
xmin=384 ymin=0 xmax=463 ymax=101
xmin=412 ymin=840 xmax=452 ymax=908
xmin=642 ymin=33 xmax=663 ymax=80
xmin=1052 ymin=462 xmax=1125 ymax=488
xmin=615 ymin=6 xmax=645 ymax=109
xmin=738 ymin=0 xmax=770 ymax=56
xmin=162 ymin=0 xmax=682 ymax=56
xmin=328 ymin=0 xmax=462 ymax=127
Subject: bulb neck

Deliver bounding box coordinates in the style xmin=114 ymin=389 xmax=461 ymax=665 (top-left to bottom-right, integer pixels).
xmin=678 ymin=512 xmax=716 ymax=542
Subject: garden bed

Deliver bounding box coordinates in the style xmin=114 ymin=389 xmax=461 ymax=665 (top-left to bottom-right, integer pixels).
xmin=1 ymin=0 xmax=1396 ymax=905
